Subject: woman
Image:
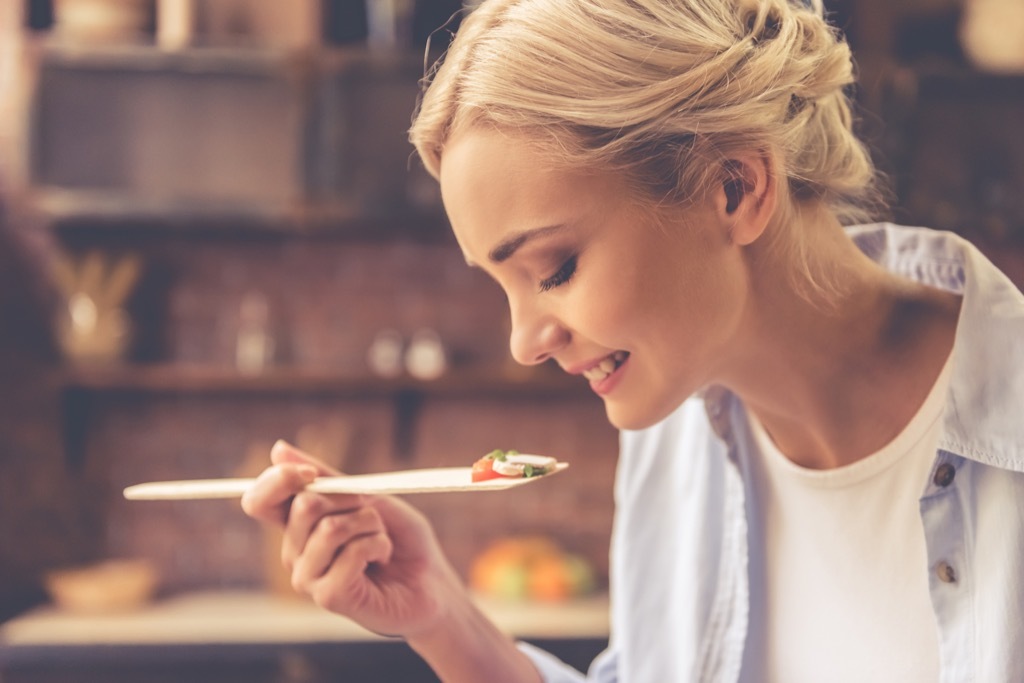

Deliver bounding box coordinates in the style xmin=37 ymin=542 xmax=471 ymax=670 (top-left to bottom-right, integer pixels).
xmin=242 ymin=1 xmax=1024 ymax=681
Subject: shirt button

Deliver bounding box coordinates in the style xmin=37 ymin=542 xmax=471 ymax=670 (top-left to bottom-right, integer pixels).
xmin=936 ymin=561 xmax=957 ymax=584
xmin=933 ymin=463 xmax=956 ymax=488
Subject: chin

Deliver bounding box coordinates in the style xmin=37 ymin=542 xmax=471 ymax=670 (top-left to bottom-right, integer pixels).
xmin=603 ymin=389 xmax=693 ymax=432
xmin=603 ymin=402 xmax=670 ymax=432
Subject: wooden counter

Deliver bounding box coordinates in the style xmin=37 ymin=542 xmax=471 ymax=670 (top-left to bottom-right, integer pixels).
xmin=0 ymin=589 xmax=609 ymax=646
xmin=0 ymin=591 xmax=610 ymax=683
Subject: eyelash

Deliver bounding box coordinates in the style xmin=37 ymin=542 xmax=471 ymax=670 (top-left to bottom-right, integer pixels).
xmin=538 ymin=255 xmax=578 ymax=292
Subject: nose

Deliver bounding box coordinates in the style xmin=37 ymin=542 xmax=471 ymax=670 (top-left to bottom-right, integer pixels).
xmin=508 ymin=299 xmax=570 ymax=366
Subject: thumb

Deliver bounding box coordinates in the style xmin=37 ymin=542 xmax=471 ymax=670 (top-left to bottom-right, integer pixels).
xmin=270 ymin=439 xmax=341 ymax=476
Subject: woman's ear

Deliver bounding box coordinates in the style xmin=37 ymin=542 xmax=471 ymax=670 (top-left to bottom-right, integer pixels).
xmin=714 ymin=153 xmax=777 ymax=246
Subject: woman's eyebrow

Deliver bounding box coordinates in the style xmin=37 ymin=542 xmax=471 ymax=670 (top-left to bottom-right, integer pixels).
xmin=488 ymin=224 xmax=566 ymax=264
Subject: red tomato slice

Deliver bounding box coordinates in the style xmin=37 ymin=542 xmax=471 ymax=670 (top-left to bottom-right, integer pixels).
xmin=471 ymin=457 xmax=508 ymax=482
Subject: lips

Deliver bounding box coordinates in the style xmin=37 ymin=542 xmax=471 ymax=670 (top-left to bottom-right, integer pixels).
xmin=581 ymin=350 xmax=629 ymax=382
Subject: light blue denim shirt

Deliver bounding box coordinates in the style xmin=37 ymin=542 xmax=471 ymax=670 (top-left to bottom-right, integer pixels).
xmin=520 ymin=224 xmax=1024 ymax=682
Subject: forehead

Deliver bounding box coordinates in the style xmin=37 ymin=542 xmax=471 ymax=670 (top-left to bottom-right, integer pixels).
xmin=439 ymin=129 xmax=575 ymax=213
xmin=439 ymin=129 xmax=627 ymax=252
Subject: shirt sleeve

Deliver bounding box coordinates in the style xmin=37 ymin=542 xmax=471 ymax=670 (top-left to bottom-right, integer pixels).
xmin=517 ymin=642 xmax=618 ymax=682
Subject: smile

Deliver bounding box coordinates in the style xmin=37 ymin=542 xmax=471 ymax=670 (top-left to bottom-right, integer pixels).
xmin=582 ymin=351 xmax=630 ymax=382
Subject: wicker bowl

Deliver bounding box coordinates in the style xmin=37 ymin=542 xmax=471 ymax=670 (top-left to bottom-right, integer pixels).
xmin=44 ymin=559 xmax=159 ymax=614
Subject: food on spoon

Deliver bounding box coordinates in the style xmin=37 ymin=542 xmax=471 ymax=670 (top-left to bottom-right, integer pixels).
xmin=471 ymin=449 xmax=558 ymax=483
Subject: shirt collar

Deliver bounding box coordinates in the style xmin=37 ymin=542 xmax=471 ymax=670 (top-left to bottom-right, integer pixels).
xmin=701 ymin=224 xmax=1024 ymax=474
xmin=847 ymin=223 xmax=1024 ymax=474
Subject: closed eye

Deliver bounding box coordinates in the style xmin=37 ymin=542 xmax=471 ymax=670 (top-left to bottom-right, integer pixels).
xmin=539 ymin=255 xmax=578 ymax=292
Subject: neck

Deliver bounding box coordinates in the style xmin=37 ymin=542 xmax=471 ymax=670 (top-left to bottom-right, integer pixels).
xmin=717 ymin=210 xmax=960 ymax=469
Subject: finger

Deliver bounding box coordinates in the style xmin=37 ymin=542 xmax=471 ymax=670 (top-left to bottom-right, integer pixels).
xmin=241 ymin=463 xmax=319 ymax=526
xmin=270 ymin=440 xmax=340 ymax=476
xmin=290 ymin=507 xmax=387 ymax=593
xmin=243 ymin=439 xmax=341 ymax=525
xmin=281 ymin=491 xmax=367 ymax=570
xmin=310 ymin=533 xmax=395 ymax=614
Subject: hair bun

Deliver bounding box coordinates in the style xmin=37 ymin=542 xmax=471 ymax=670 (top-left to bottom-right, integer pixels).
xmin=411 ymin=0 xmax=882 ymax=225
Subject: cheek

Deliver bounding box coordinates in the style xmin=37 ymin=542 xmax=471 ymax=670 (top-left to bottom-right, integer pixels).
xmin=569 ymin=270 xmax=641 ymax=342
xmin=634 ymin=257 xmax=742 ymax=359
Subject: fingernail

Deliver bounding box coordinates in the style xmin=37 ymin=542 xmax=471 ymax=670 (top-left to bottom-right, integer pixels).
xmin=296 ymin=465 xmax=318 ymax=482
xmin=271 ymin=439 xmax=293 ymax=456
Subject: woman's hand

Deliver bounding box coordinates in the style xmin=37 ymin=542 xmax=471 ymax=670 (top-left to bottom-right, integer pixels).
xmin=241 ymin=440 xmax=463 ymax=639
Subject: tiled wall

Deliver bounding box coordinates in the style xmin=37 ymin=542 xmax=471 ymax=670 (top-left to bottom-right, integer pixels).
xmin=153 ymin=238 xmax=515 ymax=370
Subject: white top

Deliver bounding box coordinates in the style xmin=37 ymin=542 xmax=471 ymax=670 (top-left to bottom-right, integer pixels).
xmin=747 ymin=351 xmax=953 ymax=683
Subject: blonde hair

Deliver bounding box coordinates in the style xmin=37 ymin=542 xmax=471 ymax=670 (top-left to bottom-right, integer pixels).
xmin=411 ymin=0 xmax=883 ymax=225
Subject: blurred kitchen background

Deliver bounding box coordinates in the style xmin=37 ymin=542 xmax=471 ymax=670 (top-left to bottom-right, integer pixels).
xmin=0 ymin=0 xmax=1021 ymax=681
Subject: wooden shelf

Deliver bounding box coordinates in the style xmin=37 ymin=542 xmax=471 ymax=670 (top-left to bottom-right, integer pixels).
xmin=32 ymin=188 xmax=451 ymax=243
xmin=31 ymin=39 xmax=419 ymax=76
xmin=32 ymin=40 xmax=295 ymax=73
xmin=32 ymin=188 xmax=293 ymax=233
xmin=59 ymin=364 xmax=588 ymax=398
xmin=24 ymin=39 xmax=444 ymax=241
